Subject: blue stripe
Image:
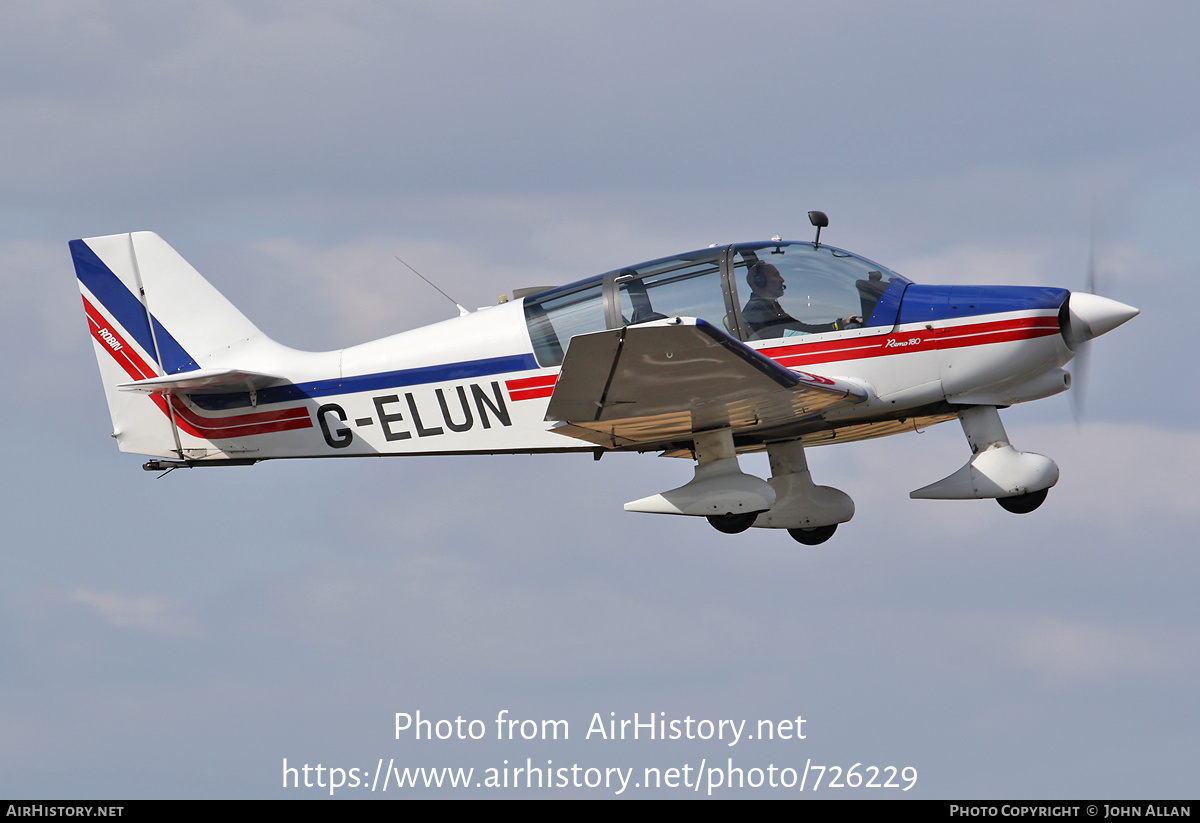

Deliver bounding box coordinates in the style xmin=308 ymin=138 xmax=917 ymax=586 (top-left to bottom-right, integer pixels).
xmin=149 ymin=317 xmax=197 ymax=373
xmin=70 ymin=239 xmax=198 ymax=373
xmin=72 ymin=239 xmax=156 ymax=357
xmin=897 ymin=285 xmax=1069 ymax=326
xmin=189 ymin=353 xmax=541 ymax=410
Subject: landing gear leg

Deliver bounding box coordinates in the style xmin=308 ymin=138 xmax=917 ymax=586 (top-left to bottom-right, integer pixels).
xmin=752 ymin=440 xmax=854 ymax=543
xmin=624 ymin=428 xmax=775 ymax=532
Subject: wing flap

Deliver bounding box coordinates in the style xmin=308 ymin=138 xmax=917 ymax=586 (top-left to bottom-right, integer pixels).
xmin=545 ymin=318 xmax=867 ymax=447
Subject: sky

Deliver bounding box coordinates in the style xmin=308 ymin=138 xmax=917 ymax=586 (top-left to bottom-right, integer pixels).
xmin=2 ymin=0 xmax=1197 ymax=798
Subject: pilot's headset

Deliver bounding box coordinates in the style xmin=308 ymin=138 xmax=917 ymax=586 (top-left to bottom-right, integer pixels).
xmin=748 ymin=260 xmax=769 ymax=291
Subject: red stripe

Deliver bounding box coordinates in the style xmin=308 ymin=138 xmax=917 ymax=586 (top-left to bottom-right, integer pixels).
xmin=509 ymin=387 xmax=555 ymax=401
xmin=168 ymin=397 xmax=312 ymax=438
xmin=84 ymin=297 xmax=157 ymax=381
xmin=170 ymin=403 xmax=312 ymax=434
xmin=506 ymin=374 xmax=557 ymax=392
xmin=82 ymin=294 xmax=313 ymax=440
xmin=936 ymin=319 xmax=1059 ymax=347
xmin=768 ymin=316 xmax=1059 ymax=369
xmin=506 ymin=373 xmax=558 ymax=402
xmin=764 ymin=315 xmax=1055 ymax=360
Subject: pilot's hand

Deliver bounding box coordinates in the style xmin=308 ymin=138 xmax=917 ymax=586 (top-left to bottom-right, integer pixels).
xmin=839 ymin=315 xmax=864 ymax=330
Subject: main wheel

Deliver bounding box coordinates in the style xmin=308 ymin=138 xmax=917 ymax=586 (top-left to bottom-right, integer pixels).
xmin=788 ymin=524 xmax=837 ymax=545
xmin=707 ymin=512 xmax=757 ymax=534
xmin=997 ymin=488 xmax=1048 ymax=514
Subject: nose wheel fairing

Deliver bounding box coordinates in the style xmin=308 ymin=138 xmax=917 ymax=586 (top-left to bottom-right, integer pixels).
xmin=910 ymin=405 xmax=1058 ymax=507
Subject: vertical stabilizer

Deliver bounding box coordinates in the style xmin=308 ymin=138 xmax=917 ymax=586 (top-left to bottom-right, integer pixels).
xmin=72 ymin=232 xmax=275 ymax=458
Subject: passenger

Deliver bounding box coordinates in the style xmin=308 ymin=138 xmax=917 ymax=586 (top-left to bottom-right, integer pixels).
xmin=742 ymin=261 xmax=860 ymax=338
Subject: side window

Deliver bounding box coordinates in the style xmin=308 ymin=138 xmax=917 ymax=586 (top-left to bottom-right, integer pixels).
xmin=523 ymin=280 xmax=606 ymax=367
xmin=617 ymin=256 xmax=731 ymax=332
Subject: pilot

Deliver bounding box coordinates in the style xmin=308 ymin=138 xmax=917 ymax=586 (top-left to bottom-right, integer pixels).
xmin=742 ymin=261 xmax=860 ymax=338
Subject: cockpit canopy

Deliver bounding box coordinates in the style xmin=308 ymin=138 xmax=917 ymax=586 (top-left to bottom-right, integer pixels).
xmin=523 ymin=241 xmax=909 ymax=367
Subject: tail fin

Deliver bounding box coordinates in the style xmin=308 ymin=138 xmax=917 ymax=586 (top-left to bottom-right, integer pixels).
xmin=72 ymin=232 xmax=295 ymax=459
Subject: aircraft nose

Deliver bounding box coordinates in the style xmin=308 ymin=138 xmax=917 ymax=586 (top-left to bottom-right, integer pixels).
xmin=1065 ymin=292 xmax=1139 ymax=346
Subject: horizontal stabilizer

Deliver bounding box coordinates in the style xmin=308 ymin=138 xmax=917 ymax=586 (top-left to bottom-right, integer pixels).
xmin=546 ymin=318 xmax=867 ymax=448
xmin=118 ymin=368 xmax=287 ymax=395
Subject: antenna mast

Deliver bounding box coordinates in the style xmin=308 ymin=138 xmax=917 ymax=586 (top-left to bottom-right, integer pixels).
xmin=395 ymin=256 xmax=470 ymax=317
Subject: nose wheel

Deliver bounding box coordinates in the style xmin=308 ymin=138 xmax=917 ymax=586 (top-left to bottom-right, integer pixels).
xmin=997 ymin=488 xmax=1048 ymax=514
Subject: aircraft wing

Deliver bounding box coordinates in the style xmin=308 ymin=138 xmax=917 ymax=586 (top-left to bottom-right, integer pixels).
xmin=545 ymin=318 xmax=868 ymax=448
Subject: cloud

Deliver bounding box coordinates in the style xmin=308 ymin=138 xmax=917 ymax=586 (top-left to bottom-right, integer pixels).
xmin=245 ymin=233 xmax=571 ymax=347
xmin=1012 ymin=618 xmax=1164 ymax=686
xmin=1018 ymin=422 xmax=1200 ymax=530
xmin=0 ymin=239 xmax=85 ymax=350
xmin=69 ymin=588 xmax=201 ymax=637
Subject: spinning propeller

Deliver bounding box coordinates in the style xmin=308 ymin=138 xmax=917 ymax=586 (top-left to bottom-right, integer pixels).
xmin=1062 ymin=232 xmax=1139 ymax=423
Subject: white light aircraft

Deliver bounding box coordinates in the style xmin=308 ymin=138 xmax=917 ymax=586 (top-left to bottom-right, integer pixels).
xmin=71 ymin=213 xmax=1137 ymax=544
